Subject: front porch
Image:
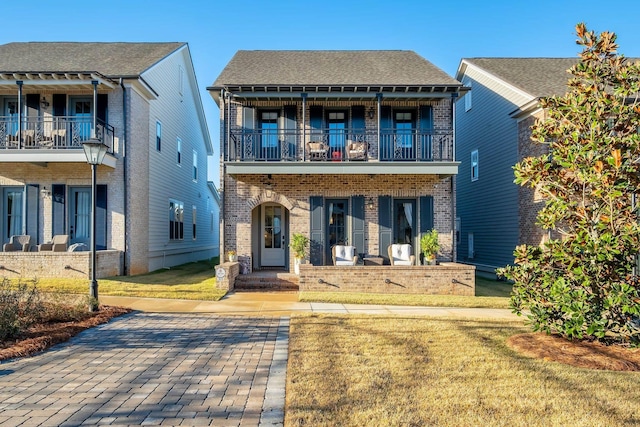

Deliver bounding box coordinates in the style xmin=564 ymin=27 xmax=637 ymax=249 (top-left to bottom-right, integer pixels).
xmin=215 ymin=262 xmax=475 ymax=295
xmin=0 ymin=250 xmax=123 ymax=279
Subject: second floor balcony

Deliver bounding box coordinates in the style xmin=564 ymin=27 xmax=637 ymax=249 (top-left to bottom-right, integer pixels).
xmin=0 ymin=116 xmax=114 ymax=153
xmin=227 ymin=128 xmax=454 ymax=163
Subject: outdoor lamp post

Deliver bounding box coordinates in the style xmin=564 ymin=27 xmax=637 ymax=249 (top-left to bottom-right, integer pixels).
xmin=81 ymin=137 xmax=108 ymax=312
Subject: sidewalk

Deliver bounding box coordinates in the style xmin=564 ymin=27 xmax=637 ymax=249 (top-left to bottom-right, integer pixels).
xmin=100 ymin=292 xmax=518 ymax=320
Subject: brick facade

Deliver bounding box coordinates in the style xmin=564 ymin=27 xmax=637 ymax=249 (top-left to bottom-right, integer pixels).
xmin=0 ymin=250 xmax=122 ymax=279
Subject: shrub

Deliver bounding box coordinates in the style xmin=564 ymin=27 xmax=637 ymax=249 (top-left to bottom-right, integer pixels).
xmin=0 ymin=278 xmax=42 ymax=341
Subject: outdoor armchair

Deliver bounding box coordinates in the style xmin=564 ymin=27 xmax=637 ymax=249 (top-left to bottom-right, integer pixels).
xmin=388 ymin=244 xmax=415 ymax=266
xmin=332 ymin=245 xmax=358 ymax=266
xmin=3 ymin=235 xmax=32 ymax=252
xmin=38 ymin=234 xmax=69 ymax=252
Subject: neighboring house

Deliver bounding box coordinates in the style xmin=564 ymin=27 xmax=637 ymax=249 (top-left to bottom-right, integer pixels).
xmin=0 ymin=42 xmax=219 ymax=277
xmin=454 ymin=58 xmax=578 ymax=275
xmin=209 ymin=50 xmax=466 ymax=273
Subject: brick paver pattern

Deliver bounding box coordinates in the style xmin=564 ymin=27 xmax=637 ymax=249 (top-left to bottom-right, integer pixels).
xmin=0 ymin=313 xmax=288 ymax=426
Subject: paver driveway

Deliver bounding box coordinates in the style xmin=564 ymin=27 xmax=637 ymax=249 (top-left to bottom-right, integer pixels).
xmin=0 ymin=313 xmax=289 ymax=426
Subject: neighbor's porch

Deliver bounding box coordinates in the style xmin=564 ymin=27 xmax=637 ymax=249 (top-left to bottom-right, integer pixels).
xmin=0 ymin=250 xmax=123 ymax=279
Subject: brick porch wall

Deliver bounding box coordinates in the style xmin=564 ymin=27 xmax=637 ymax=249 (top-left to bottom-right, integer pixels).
xmin=0 ymin=250 xmax=122 ymax=279
xmin=298 ymin=263 xmax=475 ymax=295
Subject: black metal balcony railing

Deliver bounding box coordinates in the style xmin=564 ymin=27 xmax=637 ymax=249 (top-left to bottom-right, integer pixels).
xmin=0 ymin=116 xmax=114 ymax=153
xmin=227 ymin=128 xmax=453 ymax=162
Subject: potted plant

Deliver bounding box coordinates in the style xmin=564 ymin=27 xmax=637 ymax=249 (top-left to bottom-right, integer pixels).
xmin=420 ymin=229 xmax=440 ymax=265
xmin=289 ymin=233 xmax=309 ymax=274
xmin=227 ymin=250 xmax=237 ymax=262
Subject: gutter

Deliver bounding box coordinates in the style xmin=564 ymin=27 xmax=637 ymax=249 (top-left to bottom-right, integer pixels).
xmin=120 ymin=78 xmax=129 ymax=275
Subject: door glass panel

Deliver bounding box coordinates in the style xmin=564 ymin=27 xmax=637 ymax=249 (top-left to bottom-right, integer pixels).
xmin=395 ymin=112 xmax=413 ymax=148
xmin=4 ymin=99 xmax=19 ymax=135
xmin=394 ymin=200 xmax=415 ymax=244
xmin=264 ymin=206 xmax=282 ymax=249
xmin=4 ymin=188 xmax=23 ymax=239
xmin=71 ymin=99 xmax=92 ymax=141
xmin=72 ymin=189 xmax=91 ymax=243
xmin=328 ymin=201 xmax=347 ymax=247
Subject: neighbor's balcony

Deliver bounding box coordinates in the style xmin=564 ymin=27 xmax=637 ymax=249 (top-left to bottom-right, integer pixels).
xmin=0 ymin=116 xmax=114 ymax=153
xmin=226 ymin=128 xmax=453 ymax=163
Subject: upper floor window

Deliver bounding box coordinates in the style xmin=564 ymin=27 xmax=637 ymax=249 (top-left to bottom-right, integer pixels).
xmin=465 ymin=81 xmax=472 ymax=112
xmin=177 ymin=138 xmax=182 ymax=165
xmin=192 ymin=150 xmax=198 ymax=181
xmin=471 ymin=149 xmax=479 ymax=181
xmin=328 ymin=111 xmax=347 ymax=149
xmin=156 ymin=121 xmax=162 ymax=152
xmin=169 ymin=199 xmax=184 ymax=240
xmin=178 ymin=65 xmax=184 ymax=96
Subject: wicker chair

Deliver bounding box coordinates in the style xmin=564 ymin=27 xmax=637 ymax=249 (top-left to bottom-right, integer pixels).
xmin=38 ymin=235 xmax=69 ymax=252
xmin=3 ymin=235 xmax=32 ymax=252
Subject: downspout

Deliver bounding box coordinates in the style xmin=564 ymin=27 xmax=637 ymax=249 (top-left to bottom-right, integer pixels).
xmin=91 ymin=80 xmax=98 ymax=137
xmin=120 ymin=78 xmax=129 ymax=275
xmin=376 ymin=93 xmax=382 ymax=161
xmin=221 ymin=89 xmax=228 ymax=258
xmin=16 ymin=81 xmax=23 ymax=148
xmin=451 ymin=92 xmax=458 ymax=262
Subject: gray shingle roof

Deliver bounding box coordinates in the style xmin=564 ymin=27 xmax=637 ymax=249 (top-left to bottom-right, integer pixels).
xmin=212 ymin=50 xmax=461 ymax=87
xmin=0 ymin=42 xmax=185 ymax=77
xmin=461 ymin=58 xmax=580 ymax=98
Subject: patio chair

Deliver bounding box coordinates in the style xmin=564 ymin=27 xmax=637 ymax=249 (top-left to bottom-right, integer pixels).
xmin=388 ymin=244 xmax=415 ymax=266
xmin=3 ymin=235 xmax=32 ymax=252
xmin=332 ymin=245 xmax=358 ymax=266
xmin=308 ymin=141 xmax=328 ymax=161
xmin=38 ymin=234 xmax=69 ymax=252
xmin=347 ymin=142 xmax=367 ymax=161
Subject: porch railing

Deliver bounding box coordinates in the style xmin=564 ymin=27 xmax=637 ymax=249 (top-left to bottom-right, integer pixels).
xmin=227 ymin=128 xmax=453 ymax=162
xmin=0 ymin=116 xmax=114 ymax=153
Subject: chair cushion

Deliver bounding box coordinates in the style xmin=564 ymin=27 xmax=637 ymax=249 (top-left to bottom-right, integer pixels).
xmin=391 ymin=244 xmax=412 ymax=265
xmin=334 ymin=245 xmax=356 ymax=265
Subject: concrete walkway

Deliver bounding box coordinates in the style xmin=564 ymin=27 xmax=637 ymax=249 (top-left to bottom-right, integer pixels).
xmin=100 ymin=292 xmax=518 ymax=320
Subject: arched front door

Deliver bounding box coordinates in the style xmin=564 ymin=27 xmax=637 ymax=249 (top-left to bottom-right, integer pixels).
xmin=261 ymin=204 xmax=286 ymax=267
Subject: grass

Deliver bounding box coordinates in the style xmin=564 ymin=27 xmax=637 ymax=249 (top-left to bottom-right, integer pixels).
xmin=23 ymin=260 xmax=227 ymax=301
xmin=299 ymin=275 xmax=513 ymax=309
xmin=286 ymin=315 xmax=640 ymax=427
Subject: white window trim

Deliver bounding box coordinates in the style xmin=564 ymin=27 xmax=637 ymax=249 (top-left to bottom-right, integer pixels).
xmin=192 ymin=150 xmax=198 ymax=182
xmin=177 ymin=137 xmax=182 ymax=165
xmin=471 ymin=149 xmax=479 ymax=182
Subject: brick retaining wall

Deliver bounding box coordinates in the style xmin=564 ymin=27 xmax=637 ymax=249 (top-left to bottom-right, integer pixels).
xmin=299 ymin=263 xmax=475 ymax=295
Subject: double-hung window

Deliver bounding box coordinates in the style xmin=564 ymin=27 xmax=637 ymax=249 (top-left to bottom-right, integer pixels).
xmin=169 ymin=200 xmax=184 ymax=240
xmin=471 ymin=149 xmax=479 ymax=181
xmin=156 ymin=121 xmax=162 ymax=152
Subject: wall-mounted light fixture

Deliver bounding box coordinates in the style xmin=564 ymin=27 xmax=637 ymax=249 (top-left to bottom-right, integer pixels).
xmin=367 ymin=107 xmax=375 ymax=119
xmin=367 ymin=197 xmax=375 ymax=210
xmin=41 ymin=96 xmax=49 ymax=109
xmin=41 ymin=186 xmax=51 ymax=198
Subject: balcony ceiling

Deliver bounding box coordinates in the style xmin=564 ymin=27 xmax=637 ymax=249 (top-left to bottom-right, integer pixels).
xmin=0 ymin=72 xmax=117 ymax=91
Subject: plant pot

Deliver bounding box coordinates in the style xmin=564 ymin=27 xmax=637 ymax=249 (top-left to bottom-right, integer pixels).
xmin=228 ymin=255 xmax=236 ymax=262
xmin=294 ymin=257 xmax=303 ymax=275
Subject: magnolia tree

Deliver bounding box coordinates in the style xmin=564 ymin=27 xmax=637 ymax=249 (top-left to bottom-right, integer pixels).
xmin=498 ymin=23 xmax=640 ymax=345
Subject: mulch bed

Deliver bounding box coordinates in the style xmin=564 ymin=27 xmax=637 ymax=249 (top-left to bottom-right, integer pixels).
xmin=508 ymin=332 xmax=640 ymax=371
xmin=0 ymin=306 xmax=131 ymax=362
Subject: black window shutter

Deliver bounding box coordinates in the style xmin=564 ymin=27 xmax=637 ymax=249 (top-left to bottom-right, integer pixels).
xmin=97 ymin=185 xmax=108 ymax=250
xmin=52 ymin=184 xmax=66 ymax=236
xmin=309 ymin=196 xmax=324 ymax=265
xmin=351 ymin=106 xmax=365 ymax=132
xmin=309 ymin=106 xmax=323 ymax=140
xmin=351 ymin=196 xmax=365 ymax=259
xmin=26 ymin=94 xmax=39 ymax=112
xmin=52 ymin=94 xmax=66 ymax=117
xmin=380 ymin=106 xmax=392 ymax=129
xmin=26 ymin=184 xmax=39 ymax=246
xmin=243 ymin=107 xmax=255 ymax=130
xmin=378 ymin=196 xmax=392 ymax=263
xmin=419 ymin=196 xmax=434 ymax=234
xmin=419 ymin=106 xmax=433 ymax=160
xmin=97 ymin=94 xmax=108 ymax=123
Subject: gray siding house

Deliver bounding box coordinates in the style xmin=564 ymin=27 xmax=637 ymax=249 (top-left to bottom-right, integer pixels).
xmin=0 ymin=42 xmax=219 ymax=277
xmin=454 ymin=58 xmax=577 ymax=275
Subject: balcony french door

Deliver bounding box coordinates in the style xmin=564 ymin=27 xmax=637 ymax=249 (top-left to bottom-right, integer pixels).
xmin=70 ymin=97 xmax=92 ymax=143
xmin=3 ymin=98 xmax=19 ymax=136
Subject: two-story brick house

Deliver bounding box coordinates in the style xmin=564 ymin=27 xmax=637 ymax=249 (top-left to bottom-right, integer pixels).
xmin=210 ymin=50 xmax=466 ymax=274
xmin=0 ymin=42 xmax=219 ymax=277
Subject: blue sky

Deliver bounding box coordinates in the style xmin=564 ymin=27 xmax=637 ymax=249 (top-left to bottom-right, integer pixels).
xmin=3 ymin=0 xmax=640 ymax=184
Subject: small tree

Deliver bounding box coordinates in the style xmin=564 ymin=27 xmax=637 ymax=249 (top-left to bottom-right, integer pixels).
xmin=498 ymin=23 xmax=640 ymax=345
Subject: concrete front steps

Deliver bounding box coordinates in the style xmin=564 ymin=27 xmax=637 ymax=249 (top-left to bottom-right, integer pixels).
xmin=234 ymin=270 xmax=299 ymax=292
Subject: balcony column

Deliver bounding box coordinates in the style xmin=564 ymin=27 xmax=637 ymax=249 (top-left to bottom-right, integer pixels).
xmin=376 ymin=93 xmax=382 ymax=161
xmin=91 ymin=80 xmax=98 ymax=139
xmin=301 ymin=93 xmax=307 ymax=161
xmin=16 ymin=81 xmax=23 ymax=147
